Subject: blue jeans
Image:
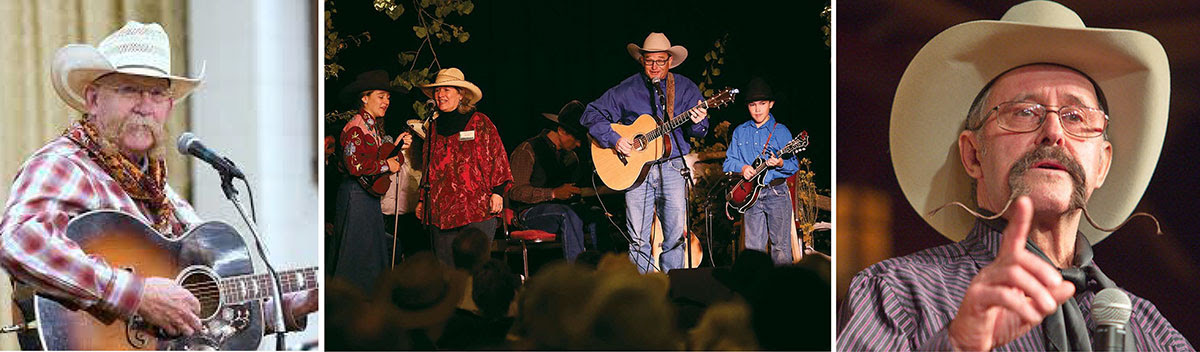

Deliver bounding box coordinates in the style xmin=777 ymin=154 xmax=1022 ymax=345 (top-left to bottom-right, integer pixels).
xmin=625 ymin=158 xmax=688 ymax=273
xmin=744 ymin=182 xmax=794 ymax=265
xmin=519 ymin=203 xmax=597 ymax=261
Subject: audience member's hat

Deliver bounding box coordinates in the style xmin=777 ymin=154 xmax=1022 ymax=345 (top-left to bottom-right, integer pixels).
xmin=378 ymin=252 xmax=467 ymax=329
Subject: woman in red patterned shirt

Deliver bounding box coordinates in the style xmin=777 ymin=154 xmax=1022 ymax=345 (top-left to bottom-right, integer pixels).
xmin=416 ymin=68 xmax=513 ymax=267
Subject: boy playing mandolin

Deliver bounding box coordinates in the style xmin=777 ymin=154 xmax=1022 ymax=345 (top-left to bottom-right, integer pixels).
xmin=723 ymin=77 xmax=799 ymax=265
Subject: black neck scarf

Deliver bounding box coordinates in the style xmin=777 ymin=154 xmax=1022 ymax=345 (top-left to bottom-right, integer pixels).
xmin=436 ymin=109 xmax=472 ymax=137
xmin=977 ymin=214 xmax=1136 ymax=351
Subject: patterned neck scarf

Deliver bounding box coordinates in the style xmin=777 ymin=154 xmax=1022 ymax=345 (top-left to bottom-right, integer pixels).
xmin=65 ymin=117 xmax=178 ymax=234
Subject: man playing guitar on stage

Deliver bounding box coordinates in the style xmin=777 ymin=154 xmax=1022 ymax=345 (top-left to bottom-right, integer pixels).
xmin=722 ymin=77 xmax=799 ymax=265
xmin=580 ymin=32 xmax=708 ymax=273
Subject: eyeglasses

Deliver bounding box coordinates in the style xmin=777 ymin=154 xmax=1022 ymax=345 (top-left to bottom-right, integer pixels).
xmin=97 ymin=84 xmax=173 ymax=103
xmin=979 ymin=101 xmax=1108 ymax=138
xmin=642 ymin=58 xmax=669 ymax=67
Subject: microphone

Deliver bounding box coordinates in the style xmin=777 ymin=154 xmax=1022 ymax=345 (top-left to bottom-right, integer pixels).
xmin=422 ymin=99 xmax=437 ymax=123
xmin=1093 ymin=287 xmax=1132 ymax=351
xmin=176 ymin=132 xmax=245 ymax=179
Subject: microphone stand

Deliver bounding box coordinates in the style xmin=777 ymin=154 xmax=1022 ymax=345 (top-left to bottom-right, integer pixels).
xmin=418 ymin=108 xmax=438 ymax=250
xmin=220 ymin=161 xmax=288 ymax=350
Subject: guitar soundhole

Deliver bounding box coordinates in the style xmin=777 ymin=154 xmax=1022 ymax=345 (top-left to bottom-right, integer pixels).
xmin=179 ymin=270 xmax=221 ymax=320
xmin=633 ymin=135 xmax=647 ymax=151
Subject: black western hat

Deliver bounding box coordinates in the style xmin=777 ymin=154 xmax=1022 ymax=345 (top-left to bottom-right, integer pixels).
xmin=542 ymin=100 xmax=589 ymax=142
xmin=338 ymin=69 xmax=407 ymax=107
xmin=742 ymin=77 xmax=775 ymax=103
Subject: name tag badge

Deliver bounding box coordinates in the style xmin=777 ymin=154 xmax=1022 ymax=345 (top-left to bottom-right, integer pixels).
xmin=459 ymin=130 xmax=475 ymax=141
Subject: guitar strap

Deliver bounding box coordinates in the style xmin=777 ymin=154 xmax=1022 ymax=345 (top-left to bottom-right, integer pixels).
xmin=666 ymin=74 xmax=676 ymax=120
xmin=757 ymin=122 xmax=779 ymax=159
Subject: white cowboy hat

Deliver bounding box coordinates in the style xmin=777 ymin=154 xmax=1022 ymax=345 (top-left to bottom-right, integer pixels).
xmin=420 ymin=67 xmax=483 ymax=105
xmin=52 ymin=21 xmax=203 ymax=113
xmin=890 ymin=0 xmax=1170 ymax=243
xmin=627 ymin=32 xmax=688 ymax=69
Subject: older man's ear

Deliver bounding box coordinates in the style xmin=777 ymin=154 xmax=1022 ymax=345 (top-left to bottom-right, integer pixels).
xmin=1092 ymin=140 xmax=1113 ymax=189
xmin=958 ymin=130 xmax=985 ymax=180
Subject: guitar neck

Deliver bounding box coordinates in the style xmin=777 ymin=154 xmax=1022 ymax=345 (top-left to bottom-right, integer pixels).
xmin=645 ymin=103 xmax=704 ymax=141
xmin=220 ymin=267 xmax=318 ymax=304
xmin=751 ymin=141 xmax=808 ymax=177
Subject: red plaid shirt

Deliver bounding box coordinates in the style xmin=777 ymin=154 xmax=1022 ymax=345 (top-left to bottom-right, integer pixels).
xmin=0 ymin=137 xmax=200 ymax=319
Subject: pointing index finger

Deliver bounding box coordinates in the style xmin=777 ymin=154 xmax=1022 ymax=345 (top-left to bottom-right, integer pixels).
xmin=999 ymin=196 xmax=1033 ymax=257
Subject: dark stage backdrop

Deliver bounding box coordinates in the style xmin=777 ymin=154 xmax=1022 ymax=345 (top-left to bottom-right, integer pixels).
xmin=838 ymin=0 xmax=1200 ymax=344
xmin=325 ymin=0 xmax=831 ymax=191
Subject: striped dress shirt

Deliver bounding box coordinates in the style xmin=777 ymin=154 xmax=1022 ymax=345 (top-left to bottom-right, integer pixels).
xmin=0 ymin=136 xmax=200 ymax=320
xmin=837 ymin=219 xmax=1193 ymax=351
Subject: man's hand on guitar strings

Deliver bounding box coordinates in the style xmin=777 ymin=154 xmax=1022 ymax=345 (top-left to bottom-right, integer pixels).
xmin=138 ymin=277 xmax=203 ymax=337
xmin=616 ymin=137 xmax=634 ymax=156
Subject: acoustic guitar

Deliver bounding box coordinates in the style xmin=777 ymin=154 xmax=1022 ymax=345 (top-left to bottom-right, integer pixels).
xmin=34 ymin=210 xmax=318 ymax=350
xmin=726 ymin=131 xmax=809 ymax=213
xmin=591 ymin=88 xmax=739 ymax=190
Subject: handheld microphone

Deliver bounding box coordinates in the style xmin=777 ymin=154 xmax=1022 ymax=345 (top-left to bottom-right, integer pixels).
xmin=176 ymin=132 xmax=246 ymax=179
xmin=1093 ymin=287 xmax=1132 ymax=351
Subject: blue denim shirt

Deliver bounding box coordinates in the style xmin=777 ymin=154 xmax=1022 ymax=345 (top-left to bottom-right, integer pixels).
xmin=722 ymin=114 xmax=800 ymax=185
xmin=580 ymin=72 xmax=708 ymax=158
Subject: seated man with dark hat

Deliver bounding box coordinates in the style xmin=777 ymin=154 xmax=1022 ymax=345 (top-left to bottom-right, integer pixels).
xmin=508 ymin=101 xmax=599 ymax=261
xmin=723 ymin=77 xmax=800 ymax=266
xmin=838 ymin=1 xmax=1191 ymax=350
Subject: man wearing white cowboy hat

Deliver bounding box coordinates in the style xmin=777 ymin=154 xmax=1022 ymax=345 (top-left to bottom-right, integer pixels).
xmin=580 ymin=32 xmax=709 ymax=273
xmin=838 ymin=1 xmax=1192 ymax=351
xmin=0 ymin=21 xmax=316 ymax=344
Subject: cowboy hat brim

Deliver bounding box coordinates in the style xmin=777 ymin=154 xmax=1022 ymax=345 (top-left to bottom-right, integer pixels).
xmin=53 ymin=44 xmax=201 ymax=113
xmin=388 ymin=268 xmax=468 ymax=329
xmin=626 ymin=44 xmax=688 ymax=69
xmin=890 ymin=1 xmax=1170 ymax=244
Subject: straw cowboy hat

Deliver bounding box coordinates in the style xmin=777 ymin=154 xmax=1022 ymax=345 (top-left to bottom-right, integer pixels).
xmin=627 ymin=32 xmax=688 ymax=69
xmin=52 ymin=21 xmax=202 ymax=113
xmin=890 ymin=0 xmax=1169 ymax=243
xmin=420 ymin=67 xmax=483 ymax=105
xmin=338 ymin=69 xmax=408 ymax=107
xmin=541 ymin=100 xmax=588 ymax=141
